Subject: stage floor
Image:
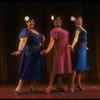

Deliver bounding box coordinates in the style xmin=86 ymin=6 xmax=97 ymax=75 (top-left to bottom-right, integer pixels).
xmin=0 ymin=82 xmax=100 ymax=99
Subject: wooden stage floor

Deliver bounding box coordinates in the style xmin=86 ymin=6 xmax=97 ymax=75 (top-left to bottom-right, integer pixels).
xmin=0 ymin=81 xmax=100 ymax=99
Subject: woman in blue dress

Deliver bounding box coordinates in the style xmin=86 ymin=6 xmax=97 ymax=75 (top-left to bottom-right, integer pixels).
xmin=11 ymin=16 xmax=46 ymax=94
xmin=68 ymin=16 xmax=89 ymax=92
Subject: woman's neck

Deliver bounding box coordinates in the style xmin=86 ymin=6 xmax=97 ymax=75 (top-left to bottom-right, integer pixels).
xmin=77 ymin=25 xmax=83 ymax=29
xmin=78 ymin=24 xmax=82 ymax=27
xmin=28 ymin=28 xmax=39 ymax=35
xmin=28 ymin=27 xmax=34 ymax=30
xmin=55 ymin=26 xmax=62 ymax=29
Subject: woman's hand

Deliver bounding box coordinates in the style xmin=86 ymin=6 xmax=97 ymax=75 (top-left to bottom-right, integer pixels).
xmin=11 ymin=50 xmax=21 ymax=56
xmin=67 ymin=45 xmax=74 ymax=52
xmin=40 ymin=50 xmax=48 ymax=55
xmin=67 ymin=45 xmax=72 ymax=48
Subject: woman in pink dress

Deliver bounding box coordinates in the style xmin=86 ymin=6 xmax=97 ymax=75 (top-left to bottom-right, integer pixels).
xmin=41 ymin=17 xmax=72 ymax=93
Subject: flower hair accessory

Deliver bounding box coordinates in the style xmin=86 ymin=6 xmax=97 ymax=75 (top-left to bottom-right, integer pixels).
xmin=24 ymin=16 xmax=30 ymax=21
xmin=71 ymin=16 xmax=76 ymax=21
xmin=51 ymin=15 xmax=54 ymax=21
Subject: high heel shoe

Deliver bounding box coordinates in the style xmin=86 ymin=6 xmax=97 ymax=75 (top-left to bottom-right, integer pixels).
xmin=14 ymin=91 xmax=23 ymax=95
xmin=30 ymin=88 xmax=38 ymax=93
xmin=45 ymin=86 xmax=52 ymax=94
xmin=68 ymin=85 xmax=74 ymax=93
xmin=56 ymin=87 xmax=67 ymax=92
xmin=76 ymin=85 xmax=85 ymax=91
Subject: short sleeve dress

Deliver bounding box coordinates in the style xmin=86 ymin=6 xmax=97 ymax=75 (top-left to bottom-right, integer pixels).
xmin=50 ymin=28 xmax=72 ymax=74
xmin=73 ymin=26 xmax=89 ymax=71
xmin=17 ymin=28 xmax=46 ymax=80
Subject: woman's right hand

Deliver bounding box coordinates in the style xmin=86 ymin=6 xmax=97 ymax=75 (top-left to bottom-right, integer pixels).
xmin=67 ymin=45 xmax=72 ymax=48
xmin=40 ymin=50 xmax=48 ymax=55
xmin=67 ymin=45 xmax=74 ymax=52
xmin=11 ymin=51 xmax=21 ymax=56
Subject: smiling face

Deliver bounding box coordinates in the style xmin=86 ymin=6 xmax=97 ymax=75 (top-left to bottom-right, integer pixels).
xmin=26 ymin=19 xmax=35 ymax=29
xmin=54 ymin=17 xmax=62 ymax=27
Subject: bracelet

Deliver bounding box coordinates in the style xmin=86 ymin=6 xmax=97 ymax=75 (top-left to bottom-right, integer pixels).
xmin=18 ymin=50 xmax=22 ymax=53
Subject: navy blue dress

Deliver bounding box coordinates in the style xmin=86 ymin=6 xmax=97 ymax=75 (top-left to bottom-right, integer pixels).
xmin=73 ymin=26 xmax=89 ymax=72
xmin=17 ymin=28 xmax=46 ymax=80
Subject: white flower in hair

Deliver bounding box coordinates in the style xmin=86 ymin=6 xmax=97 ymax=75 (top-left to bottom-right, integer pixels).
xmin=51 ymin=15 xmax=54 ymax=21
xmin=71 ymin=16 xmax=76 ymax=21
xmin=24 ymin=16 xmax=30 ymax=21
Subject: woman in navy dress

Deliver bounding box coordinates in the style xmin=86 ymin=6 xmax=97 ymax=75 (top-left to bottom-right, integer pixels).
xmin=68 ymin=16 xmax=89 ymax=92
xmin=11 ymin=16 xmax=46 ymax=94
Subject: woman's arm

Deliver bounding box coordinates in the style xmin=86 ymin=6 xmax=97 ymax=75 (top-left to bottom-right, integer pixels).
xmin=11 ymin=37 xmax=28 ymax=56
xmin=42 ymin=35 xmax=45 ymax=47
xmin=40 ymin=37 xmax=55 ymax=54
xmin=46 ymin=37 xmax=55 ymax=53
xmin=18 ymin=37 xmax=28 ymax=52
xmin=71 ymin=30 xmax=80 ymax=50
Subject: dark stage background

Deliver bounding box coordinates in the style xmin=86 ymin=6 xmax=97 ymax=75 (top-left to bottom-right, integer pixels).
xmin=0 ymin=1 xmax=100 ymax=84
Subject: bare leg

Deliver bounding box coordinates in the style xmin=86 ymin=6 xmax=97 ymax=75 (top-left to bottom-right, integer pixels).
xmin=15 ymin=79 xmax=24 ymax=92
xmin=30 ymin=81 xmax=38 ymax=93
xmin=68 ymin=71 xmax=76 ymax=92
xmin=77 ymin=72 xmax=85 ymax=91
xmin=57 ymin=76 xmax=62 ymax=88
xmin=30 ymin=81 xmax=37 ymax=90
xmin=77 ymin=72 xmax=82 ymax=86
xmin=45 ymin=72 xmax=55 ymax=94
xmin=71 ymin=71 xmax=76 ymax=88
xmin=56 ymin=76 xmax=67 ymax=92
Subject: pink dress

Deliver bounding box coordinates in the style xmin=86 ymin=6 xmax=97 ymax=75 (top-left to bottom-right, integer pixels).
xmin=50 ymin=28 xmax=72 ymax=74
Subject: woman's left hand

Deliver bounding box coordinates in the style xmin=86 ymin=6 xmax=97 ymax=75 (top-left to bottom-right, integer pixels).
xmin=11 ymin=51 xmax=21 ymax=56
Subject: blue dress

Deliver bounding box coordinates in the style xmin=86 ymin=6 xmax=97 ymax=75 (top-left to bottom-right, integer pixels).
xmin=73 ymin=26 xmax=89 ymax=72
xmin=17 ymin=28 xmax=46 ymax=80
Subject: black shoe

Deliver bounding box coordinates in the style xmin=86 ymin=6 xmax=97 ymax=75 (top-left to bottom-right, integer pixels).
xmin=30 ymin=88 xmax=39 ymax=93
xmin=14 ymin=91 xmax=23 ymax=95
xmin=68 ymin=87 xmax=74 ymax=93
xmin=68 ymin=85 xmax=74 ymax=93
xmin=76 ymin=86 xmax=85 ymax=91
xmin=56 ymin=87 xmax=67 ymax=92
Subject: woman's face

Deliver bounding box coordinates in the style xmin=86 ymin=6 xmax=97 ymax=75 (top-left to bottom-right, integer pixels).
xmin=75 ymin=17 xmax=83 ymax=26
xmin=26 ymin=19 xmax=35 ymax=29
xmin=54 ymin=17 xmax=62 ymax=27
